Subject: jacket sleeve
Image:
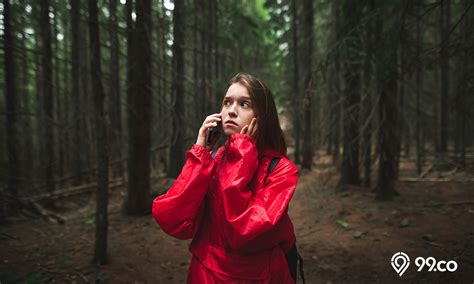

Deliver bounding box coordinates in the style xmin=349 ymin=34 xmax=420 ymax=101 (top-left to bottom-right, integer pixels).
xmin=152 ymin=144 xmax=214 ymax=239
xmin=220 ymin=134 xmax=298 ymax=249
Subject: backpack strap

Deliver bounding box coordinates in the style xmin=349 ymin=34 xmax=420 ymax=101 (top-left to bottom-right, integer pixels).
xmin=264 ymin=157 xmax=281 ymax=185
xmin=211 ymin=150 xmax=217 ymax=158
xmin=298 ymin=248 xmax=306 ymax=284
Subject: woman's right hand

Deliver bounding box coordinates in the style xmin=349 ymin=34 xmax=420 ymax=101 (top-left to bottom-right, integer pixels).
xmin=196 ymin=113 xmax=222 ymax=150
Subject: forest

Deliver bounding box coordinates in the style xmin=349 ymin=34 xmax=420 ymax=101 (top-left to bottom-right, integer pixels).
xmin=1 ymin=0 xmax=474 ymax=283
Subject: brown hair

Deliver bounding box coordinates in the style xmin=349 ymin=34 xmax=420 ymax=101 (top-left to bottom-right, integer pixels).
xmin=222 ymin=72 xmax=287 ymax=158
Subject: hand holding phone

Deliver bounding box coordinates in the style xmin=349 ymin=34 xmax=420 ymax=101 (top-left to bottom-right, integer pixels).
xmin=206 ymin=121 xmax=222 ymax=150
xmin=196 ymin=113 xmax=222 ymax=150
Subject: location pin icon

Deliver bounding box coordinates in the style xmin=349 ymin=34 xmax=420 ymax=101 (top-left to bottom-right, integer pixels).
xmin=391 ymin=252 xmax=410 ymax=277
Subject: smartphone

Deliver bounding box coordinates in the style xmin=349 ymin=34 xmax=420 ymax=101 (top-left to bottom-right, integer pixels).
xmin=206 ymin=121 xmax=222 ymax=147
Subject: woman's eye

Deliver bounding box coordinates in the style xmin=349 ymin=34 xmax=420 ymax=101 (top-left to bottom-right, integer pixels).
xmin=241 ymin=101 xmax=250 ymax=108
xmin=223 ymin=101 xmax=231 ymax=107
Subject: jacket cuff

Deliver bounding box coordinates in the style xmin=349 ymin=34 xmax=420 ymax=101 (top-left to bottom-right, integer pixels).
xmin=190 ymin=144 xmax=212 ymax=162
xmin=229 ymin=133 xmax=256 ymax=145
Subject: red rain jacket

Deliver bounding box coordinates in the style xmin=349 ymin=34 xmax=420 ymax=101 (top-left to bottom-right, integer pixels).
xmin=152 ymin=134 xmax=299 ymax=283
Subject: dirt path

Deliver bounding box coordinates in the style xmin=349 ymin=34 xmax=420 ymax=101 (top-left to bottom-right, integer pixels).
xmin=1 ymin=157 xmax=474 ymax=283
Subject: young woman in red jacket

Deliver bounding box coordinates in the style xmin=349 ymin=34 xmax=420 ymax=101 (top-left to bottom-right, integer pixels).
xmin=152 ymin=73 xmax=300 ymax=283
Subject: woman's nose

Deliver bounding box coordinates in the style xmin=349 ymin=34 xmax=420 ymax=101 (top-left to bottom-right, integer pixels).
xmin=228 ymin=103 xmax=238 ymax=117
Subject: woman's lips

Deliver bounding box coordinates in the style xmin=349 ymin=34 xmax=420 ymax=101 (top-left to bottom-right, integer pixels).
xmin=225 ymin=121 xmax=238 ymax=127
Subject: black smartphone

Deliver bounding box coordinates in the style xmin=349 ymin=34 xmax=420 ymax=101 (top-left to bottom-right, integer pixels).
xmin=206 ymin=121 xmax=222 ymax=147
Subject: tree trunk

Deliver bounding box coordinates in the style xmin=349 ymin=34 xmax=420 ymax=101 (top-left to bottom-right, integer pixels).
xmin=4 ymin=0 xmax=20 ymax=218
xmin=109 ymin=0 xmax=123 ymax=178
xmin=301 ymin=0 xmax=314 ymax=170
xmin=70 ymin=0 xmax=85 ymax=185
xmin=375 ymin=3 xmax=401 ymax=201
xmin=193 ymin=0 xmax=201 ymax=132
xmin=33 ymin=2 xmax=44 ymax=190
xmin=439 ymin=0 xmax=450 ymax=153
xmin=127 ymin=0 xmax=153 ymax=214
xmin=200 ymin=0 xmax=209 ymax=114
xmin=167 ymin=0 xmax=185 ymax=178
xmin=290 ymin=0 xmax=301 ymax=164
xmin=39 ymin=0 xmax=55 ymax=194
xmin=338 ymin=0 xmax=362 ymax=191
xmin=415 ymin=0 xmax=424 ymax=175
xmin=332 ymin=0 xmax=341 ymax=165
xmin=361 ymin=0 xmax=375 ymax=187
xmin=395 ymin=0 xmax=410 ymax=180
xmin=20 ymin=0 xmax=33 ymax=189
xmin=53 ymin=4 xmax=66 ymax=180
xmin=455 ymin=0 xmax=470 ymax=167
xmin=88 ymin=0 xmax=109 ymax=264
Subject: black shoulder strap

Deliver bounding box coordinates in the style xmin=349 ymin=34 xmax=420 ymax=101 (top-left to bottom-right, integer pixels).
xmin=211 ymin=150 xmax=217 ymax=158
xmin=264 ymin=157 xmax=281 ymax=185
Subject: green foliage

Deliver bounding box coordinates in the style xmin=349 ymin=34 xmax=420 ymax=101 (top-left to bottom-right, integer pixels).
xmin=335 ymin=219 xmax=350 ymax=230
xmin=84 ymin=216 xmax=95 ymax=225
xmin=58 ymin=256 xmax=74 ymax=267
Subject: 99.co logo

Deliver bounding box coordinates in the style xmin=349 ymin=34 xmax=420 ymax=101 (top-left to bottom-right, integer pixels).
xmin=391 ymin=252 xmax=458 ymax=276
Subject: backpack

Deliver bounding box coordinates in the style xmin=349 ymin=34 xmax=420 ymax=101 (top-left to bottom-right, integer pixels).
xmin=266 ymin=157 xmax=305 ymax=284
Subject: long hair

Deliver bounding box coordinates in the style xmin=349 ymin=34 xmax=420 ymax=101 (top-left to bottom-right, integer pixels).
xmin=222 ymin=72 xmax=287 ymax=158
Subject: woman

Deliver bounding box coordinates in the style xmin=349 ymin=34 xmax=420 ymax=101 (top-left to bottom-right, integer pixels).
xmin=152 ymin=73 xmax=299 ymax=283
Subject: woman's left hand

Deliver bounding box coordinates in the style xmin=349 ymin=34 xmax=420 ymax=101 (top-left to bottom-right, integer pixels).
xmin=240 ymin=117 xmax=258 ymax=138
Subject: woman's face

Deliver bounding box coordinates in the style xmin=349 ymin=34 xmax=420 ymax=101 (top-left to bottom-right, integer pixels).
xmin=220 ymin=83 xmax=256 ymax=136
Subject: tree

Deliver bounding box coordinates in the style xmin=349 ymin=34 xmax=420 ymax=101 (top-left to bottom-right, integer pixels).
xmin=338 ymin=0 xmax=362 ymax=191
xmin=127 ymin=0 xmax=153 ymax=214
xmin=375 ymin=3 xmax=401 ymax=201
xmin=290 ymin=0 xmax=301 ymax=165
xmin=361 ymin=0 xmax=375 ymax=187
xmin=415 ymin=0 xmax=424 ymax=175
xmin=88 ymin=0 xmax=109 ymax=264
xmin=109 ymin=0 xmax=123 ymax=178
xmin=167 ymin=0 xmax=185 ymax=178
xmin=439 ymin=0 xmax=451 ymax=153
xmin=330 ymin=0 xmax=341 ymax=165
xmin=70 ymin=0 xmax=85 ymax=185
xmin=3 ymin=0 xmax=20 ymax=219
xmin=301 ymin=0 xmax=314 ymax=170
xmin=39 ymin=0 xmax=55 ymax=193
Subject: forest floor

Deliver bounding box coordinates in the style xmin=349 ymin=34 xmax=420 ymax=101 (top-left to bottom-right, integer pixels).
xmin=1 ymin=152 xmax=474 ymax=284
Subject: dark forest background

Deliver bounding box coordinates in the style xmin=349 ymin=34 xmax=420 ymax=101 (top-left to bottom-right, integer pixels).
xmin=1 ymin=0 xmax=473 ymax=274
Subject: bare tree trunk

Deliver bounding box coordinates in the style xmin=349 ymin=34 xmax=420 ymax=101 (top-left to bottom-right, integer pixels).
xmin=127 ymin=0 xmax=153 ymax=214
xmin=88 ymin=0 xmax=109 ymax=264
xmin=167 ymin=0 xmax=185 ymax=178
xmin=70 ymin=0 xmax=85 ymax=185
xmin=62 ymin=14 xmax=71 ymax=180
xmin=20 ymin=2 xmax=33 ymax=190
xmin=415 ymin=0 xmax=424 ymax=175
xmin=456 ymin=0 xmax=470 ymax=167
xmin=200 ymin=0 xmax=210 ymax=114
xmin=39 ymin=0 xmax=55 ymax=194
xmin=301 ymin=0 xmax=314 ymax=170
xmin=193 ymin=0 xmax=201 ymax=132
xmin=290 ymin=0 xmax=301 ymax=164
xmin=332 ymin=0 xmax=341 ymax=165
xmin=109 ymin=0 xmax=123 ymax=178
xmin=395 ymin=0 xmax=410 ymax=180
xmin=52 ymin=3 xmax=65 ymax=179
xmin=338 ymin=0 xmax=362 ymax=190
xmin=439 ymin=0 xmax=451 ymax=153
xmin=4 ymin=0 xmax=20 ymax=219
xmin=375 ymin=3 xmax=401 ymax=201
xmin=362 ymin=0 xmax=374 ymax=187
xmin=33 ymin=2 xmax=44 ymax=190
xmin=212 ymin=0 xmax=219 ymax=82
